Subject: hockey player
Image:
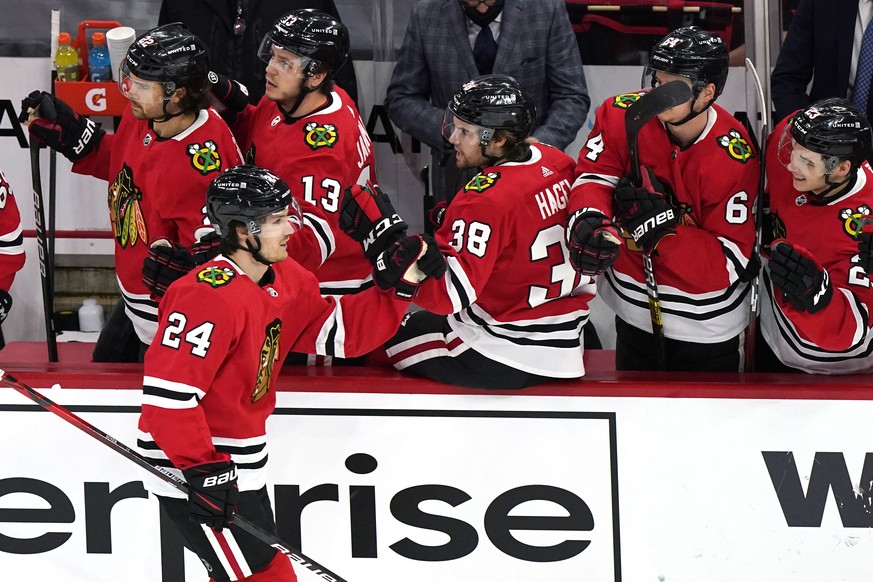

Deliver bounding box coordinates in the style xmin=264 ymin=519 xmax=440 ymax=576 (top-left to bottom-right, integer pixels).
xmin=138 ymin=165 xmax=430 ymax=581
xmin=212 ymin=9 xmax=387 ymax=300
xmin=0 ymin=167 xmax=25 ymax=325
xmin=759 ymin=98 xmax=873 ymax=373
xmin=20 ymin=23 xmax=243 ymax=362
xmin=353 ymin=74 xmax=594 ymax=389
xmin=566 ymin=26 xmax=759 ymax=371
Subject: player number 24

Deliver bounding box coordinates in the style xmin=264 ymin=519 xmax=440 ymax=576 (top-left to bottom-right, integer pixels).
xmin=161 ymin=312 xmax=214 ymax=358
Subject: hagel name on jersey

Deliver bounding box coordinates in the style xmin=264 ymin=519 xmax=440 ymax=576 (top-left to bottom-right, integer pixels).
xmin=534 ymin=178 xmax=571 ymax=220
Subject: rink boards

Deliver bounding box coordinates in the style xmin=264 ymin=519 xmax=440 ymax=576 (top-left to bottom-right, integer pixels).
xmin=0 ymin=348 xmax=872 ymax=582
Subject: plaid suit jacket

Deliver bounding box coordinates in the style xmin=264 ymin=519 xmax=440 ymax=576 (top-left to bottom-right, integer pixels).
xmin=385 ymin=0 xmax=589 ymax=151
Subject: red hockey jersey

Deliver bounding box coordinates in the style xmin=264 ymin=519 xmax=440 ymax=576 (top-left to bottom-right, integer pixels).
xmin=138 ymin=255 xmax=408 ymax=497
xmin=0 ymin=167 xmax=25 ymax=291
xmin=73 ymin=105 xmax=243 ymax=343
xmin=760 ymin=115 xmax=873 ymax=373
xmin=232 ymin=87 xmax=376 ymax=295
xmin=571 ymin=92 xmax=759 ymax=342
xmin=410 ymin=144 xmax=593 ymax=378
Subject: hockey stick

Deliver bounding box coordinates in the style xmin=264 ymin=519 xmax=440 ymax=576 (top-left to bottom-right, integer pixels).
xmin=28 ymin=141 xmax=59 ymax=362
xmin=624 ymin=80 xmax=692 ymax=370
xmin=743 ymin=58 xmax=769 ymax=372
xmin=421 ymin=165 xmax=433 ymax=235
xmin=0 ymin=370 xmax=350 ymax=582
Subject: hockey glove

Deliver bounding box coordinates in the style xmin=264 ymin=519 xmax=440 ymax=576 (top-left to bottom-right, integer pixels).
xmin=768 ymin=239 xmax=833 ymax=314
xmin=374 ymin=234 xmax=445 ymax=300
xmin=19 ymin=91 xmax=104 ymax=162
xmin=428 ymin=200 xmax=449 ymax=230
xmin=0 ymin=289 xmax=13 ymax=324
xmin=566 ymin=209 xmax=622 ymax=275
xmin=142 ymin=243 xmax=195 ymax=298
xmin=206 ymin=71 xmax=249 ymax=122
xmin=339 ymin=182 xmax=408 ymax=260
xmin=181 ymin=458 xmax=239 ymax=532
xmin=190 ymin=231 xmax=223 ymax=265
xmin=856 ymin=219 xmax=873 ymax=275
xmin=613 ymin=166 xmax=677 ymax=254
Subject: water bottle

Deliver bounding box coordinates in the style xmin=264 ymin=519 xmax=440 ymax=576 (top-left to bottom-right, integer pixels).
xmin=78 ymin=299 xmax=105 ymax=332
xmin=55 ymin=32 xmax=79 ymax=82
xmin=88 ymin=32 xmax=112 ymax=82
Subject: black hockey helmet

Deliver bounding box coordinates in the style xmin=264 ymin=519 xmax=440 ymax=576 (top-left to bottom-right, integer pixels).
xmin=123 ymin=23 xmax=209 ymax=87
xmin=207 ymin=165 xmax=299 ymax=236
xmin=646 ymin=26 xmax=729 ymax=99
xmin=257 ymin=9 xmax=350 ymax=78
xmin=788 ymin=98 xmax=873 ymax=170
xmin=443 ymin=74 xmax=536 ymax=144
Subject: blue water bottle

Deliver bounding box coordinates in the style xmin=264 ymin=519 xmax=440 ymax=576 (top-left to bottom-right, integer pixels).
xmin=89 ymin=32 xmax=112 ymax=82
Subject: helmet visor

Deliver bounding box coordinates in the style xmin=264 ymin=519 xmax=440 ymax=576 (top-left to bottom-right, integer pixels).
xmin=777 ymin=121 xmax=838 ymax=175
xmin=441 ymin=108 xmax=493 ymax=145
xmin=118 ymin=63 xmax=163 ymax=101
xmin=258 ymin=33 xmax=319 ymax=79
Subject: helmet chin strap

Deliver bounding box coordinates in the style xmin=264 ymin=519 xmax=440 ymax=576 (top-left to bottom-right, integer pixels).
xmin=228 ymin=235 xmax=274 ymax=265
xmin=665 ymin=83 xmax=714 ymax=127
xmin=809 ymin=168 xmax=857 ymax=204
xmin=280 ymin=76 xmax=322 ymax=123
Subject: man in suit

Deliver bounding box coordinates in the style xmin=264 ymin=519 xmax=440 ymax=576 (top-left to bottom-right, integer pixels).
xmin=771 ymin=0 xmax=866 ymax=123
xmin=385 ymin=0 xmax=589 ymax=204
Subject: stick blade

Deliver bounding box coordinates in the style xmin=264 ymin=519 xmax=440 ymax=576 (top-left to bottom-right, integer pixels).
xmin=625 ymin=80 xmax=693 ymax=137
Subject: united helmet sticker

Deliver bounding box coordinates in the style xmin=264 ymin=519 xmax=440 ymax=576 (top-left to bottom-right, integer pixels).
xmin=464 ymin=172 xmax=500 ymax=193
xmin=717 ymin=129 xmax=754 ymax=163
xmin=304 ymin=122 xmax=338 ymax=150
xmin=196 ymin=266 xmax=236 ymax=288
xmin=188 ymin=140 xmax=222 ymax=175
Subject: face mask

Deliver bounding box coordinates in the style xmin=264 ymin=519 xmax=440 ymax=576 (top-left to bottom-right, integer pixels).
xmin=460 ymin=1 xmax=504 ymax=28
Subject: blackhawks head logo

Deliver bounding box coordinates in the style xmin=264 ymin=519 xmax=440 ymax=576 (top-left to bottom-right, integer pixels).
xmin=252 ymin=319 xmax=282 ymax=403
xmin=187 ymin=140 xmax=222 ymax=175
xmin=839 ymin=205 xmax=872 ymax=238
xmin=717 ymin=129 xmax=754 ymax=163
xmin=612 ymin=93 xmax=642 ymax=109
xmin=196 ymin=266 xmax=236 ymax=287
xmin=464 ymin=172 xmax=500 ymax=193
xmin=304 ymin=122 xmax=338 ymax=150
xmin=108 ymin=164 xmax=147 ymax=248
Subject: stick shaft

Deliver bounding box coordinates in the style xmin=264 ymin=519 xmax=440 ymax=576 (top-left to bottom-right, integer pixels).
xmin=29 ymin=143 xmax=58 ymax=362
xmin=0 ymin=372 xmax=349 ymax=582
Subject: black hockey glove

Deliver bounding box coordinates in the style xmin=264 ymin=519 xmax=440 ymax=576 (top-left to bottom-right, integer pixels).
xmin=142 ymin=243 xmax=195 ymax=298
xmin=613 ymin=166 xmax=678 ymax=254
xmin=190 ymin=231 xmax=223 ymax=265
xmin=0 ymin=289 xmax=13 ymax=324
xmin=856 ymin=219 xmax=873 ymax=275
xmin=206 ymin=71 xmax=249 ymax=122
xmin=566 ymin=209 xmax=622 ymax=275
xmin=339 ymin=182 xmax=408 ymax=260
xmin=374 ymin=234 xmax=445 ymax=300
xmin=428 ymin=200 xmax=449 ymax=230
xmin=182 ymin=458 xmax=239 ymax=532
xmin=768 ymin=239 xmax=833 ymax=314
xmin=19 ymin=91 xmax=104 ymax=162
